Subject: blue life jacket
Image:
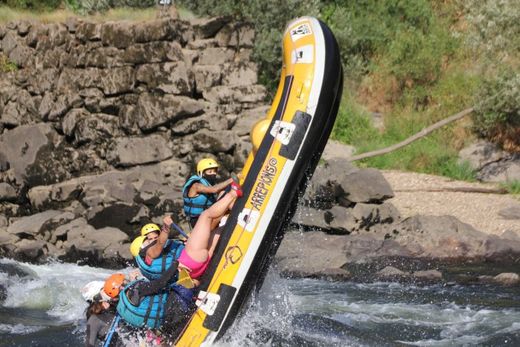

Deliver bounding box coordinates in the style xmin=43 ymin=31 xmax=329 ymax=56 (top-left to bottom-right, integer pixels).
xmin=182 ymin=175 xmax=216 ymax=218
xmin=116 ymin=282 xmax=195 ymax=330
xmin=116 ymin=280 xmax=168 ymax=329
xmin=135 ymin=239 xmax=184 ymax=281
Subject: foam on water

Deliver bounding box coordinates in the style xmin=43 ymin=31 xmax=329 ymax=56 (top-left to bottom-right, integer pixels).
xmin=0 ymin=258 xmax=128 ymax=333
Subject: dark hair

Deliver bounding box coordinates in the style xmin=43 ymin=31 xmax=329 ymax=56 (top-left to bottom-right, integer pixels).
xmin=86 ymin=301 xmax=106 ymax=320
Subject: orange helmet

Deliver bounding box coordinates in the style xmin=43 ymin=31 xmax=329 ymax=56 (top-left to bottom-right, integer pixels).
xmin=103 ymin=273 xmax=126 ymax=299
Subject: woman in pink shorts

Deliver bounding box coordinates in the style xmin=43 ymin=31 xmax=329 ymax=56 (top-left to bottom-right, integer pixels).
xmin=176 ymin=180 xmax=242 ymax=283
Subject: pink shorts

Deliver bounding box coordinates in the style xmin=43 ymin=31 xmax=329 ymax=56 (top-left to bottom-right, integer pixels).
xmin=178 ymin=249 xmax=211 ymax=279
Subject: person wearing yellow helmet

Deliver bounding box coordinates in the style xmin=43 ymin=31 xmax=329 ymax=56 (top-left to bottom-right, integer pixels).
xmin=182 ymin=158 xmax=234 ymax=227
xmin=132 ymin=218 xmax=185 ymax=281
xmin=117 ymin=184 xmax=243 ymax=343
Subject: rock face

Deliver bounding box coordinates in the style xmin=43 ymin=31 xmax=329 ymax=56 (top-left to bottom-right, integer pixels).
xmin=459 ymin=140 xmax=520 ymax=182
xmin=0 ymin=16 xmax=266 ymax=266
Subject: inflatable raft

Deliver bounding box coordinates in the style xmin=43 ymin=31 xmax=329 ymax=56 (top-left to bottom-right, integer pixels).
xmin=174 ymin=16 xmax=343 ymax=346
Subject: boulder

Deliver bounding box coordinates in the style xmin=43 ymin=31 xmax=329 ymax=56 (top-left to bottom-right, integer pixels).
xmin=122 ymin=41 xmax=183 ymax=64
xmin=0 ymin=183 xmax=17 ymax=202
xmin=172 ymin=111 xmax=229 ymax=136
xmin=493 ymin=272 xmax=519 ymax=286
xmin=136 ymin=62 xmax=192 ymax=95
xmin=0 ymin=123 xmax=60 ymax=186
xmin=7 ymin=210 xmax=75 ymax=237
xmin=303 ymin=159 xmax=358 ymax=209
xmin=339 ymin=168 xmax=394 ymax=204
xmin=321 ymin=140 xmax=356 ymax=163
xmin=191 ymin=16 xmax=230 ymax=39
xmin=203 ymin=85 xmax=267 ymax=104
xmin=192 ymin=129 xmax=239 ymax=153
xmin=275 ymin=231 xmax=349 ymax=276
xmin=106 ymin=135 xmax=173 ymax=167
xmin=13 ymin=239 xmax=47 ymax=260
xmin=375 ymin=266 xmax=410 ymax=279
xmin=60 ymin=218 xmax=128 ymax=254
xmin=75 ymin=21 xmax=101 ymax=42
xmin=232 ymin=105 xmax=269 ymax=136
xmin=411 ymin=269 xmax=442 ymax=281
xmin=136 ymin=93 xmax=205 ymax=131
xmin=133 ymin=18 xmax=185 ymax=43
xmin=100 ymin=22 xmax=134 ymax=48
xmin=222 ymin=63 xmax=258 ymax=86
xmin=193 ymin=65 xmax=222 ymax=93
xmin=63 ymin=110 xmax=122 ymax=145
xmin=291 ymin=205 xmax=329 ymax=231
xmin=478 ymin=159 xmax=520 ymax=183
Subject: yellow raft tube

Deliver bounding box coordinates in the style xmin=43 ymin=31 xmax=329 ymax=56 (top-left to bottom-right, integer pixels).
xmin=174 ymin=16 xmax=343 ymax=346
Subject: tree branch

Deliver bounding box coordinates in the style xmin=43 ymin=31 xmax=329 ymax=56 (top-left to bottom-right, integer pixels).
xmin=349 ymin=107 xmax=474 ymax=161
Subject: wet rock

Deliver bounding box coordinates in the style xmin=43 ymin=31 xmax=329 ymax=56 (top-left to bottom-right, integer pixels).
xmin=291 ymin=205 xmax=329 ymax=231
xmin=412 ymin=269 xmax=442 ymax=281
xmin=106 ymin=135 xmax=173 ymax=167
xmin=13 ymin=239 xmax=47 ymax=261
xmin=375 ymin=266 xmax=410 ymax=279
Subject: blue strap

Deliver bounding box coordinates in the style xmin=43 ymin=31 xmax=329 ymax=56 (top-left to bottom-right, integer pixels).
xmin=103 ymin=314 xmax=121 ymax=347
xmin=171 ymin=222 xmax=189 ymax=239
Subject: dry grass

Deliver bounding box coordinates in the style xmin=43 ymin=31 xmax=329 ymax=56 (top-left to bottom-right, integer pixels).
xmin=0 ymin=6 xmax=192 ymax=24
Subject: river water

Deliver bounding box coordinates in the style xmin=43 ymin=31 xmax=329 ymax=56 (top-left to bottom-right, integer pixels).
xmin=1 ymin=258 xmax=519 ymax=346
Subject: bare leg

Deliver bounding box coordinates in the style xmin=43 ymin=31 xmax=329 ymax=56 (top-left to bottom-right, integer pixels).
xmin=183 ymin=191 xmax=237 ymax=262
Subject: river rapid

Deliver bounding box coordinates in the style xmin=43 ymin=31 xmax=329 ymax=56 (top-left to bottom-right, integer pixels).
xmin=1 ymin=258 xmax=519 ymax=347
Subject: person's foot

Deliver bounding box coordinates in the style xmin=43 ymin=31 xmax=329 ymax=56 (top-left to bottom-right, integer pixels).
xmin=230 ymin=180 xmax=243 ymax=198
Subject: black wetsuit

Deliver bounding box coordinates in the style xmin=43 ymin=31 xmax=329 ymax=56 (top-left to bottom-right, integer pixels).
xmin=85 ymin=308 xmax=120 ymax=347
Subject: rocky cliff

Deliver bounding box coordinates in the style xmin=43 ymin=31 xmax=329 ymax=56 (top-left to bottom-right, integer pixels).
xmin=0 ymin=16 xmax=269 ymax=266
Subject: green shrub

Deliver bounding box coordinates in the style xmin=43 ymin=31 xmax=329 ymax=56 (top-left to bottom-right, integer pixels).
xmin=0 ymin=0 xmax=61 ymax=10
xmin=501 ymin=180 xmax=520 ymax=195
xmin=473 ymin=71 xmax=520 ymax=149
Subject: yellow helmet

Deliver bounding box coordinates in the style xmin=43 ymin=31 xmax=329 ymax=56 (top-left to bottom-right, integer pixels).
xmin=197 ymin=158 xmax=219 ymax=176
xmin=140 ymin=223 xmax=160 ymax=237
xmin=130 ymin=235 xmax=146 ymax=257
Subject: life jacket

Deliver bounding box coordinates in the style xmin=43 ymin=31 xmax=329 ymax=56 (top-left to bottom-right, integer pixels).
xmin=135 ymin=239 xmax=184 ymax=281
xmin=116 ymin=281 xmax=168 ymax=329
xmin=116 ymin=281 xmax=195 ymax=330
xmin=182 ymin=175 xmax=216 ymax=218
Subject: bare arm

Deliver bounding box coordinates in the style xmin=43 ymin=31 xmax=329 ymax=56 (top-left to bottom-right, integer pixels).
xmin=146 ymin=216 xmax=172 ymax=259
xmin=190 ymin=178 xmax=233 ymax=196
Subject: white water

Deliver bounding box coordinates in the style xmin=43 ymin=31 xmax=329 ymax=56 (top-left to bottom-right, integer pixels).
xmin=1 ymin=259 xmax=519 ymax=346
xmin=0 ymin=258 xmax=128 ymax=336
